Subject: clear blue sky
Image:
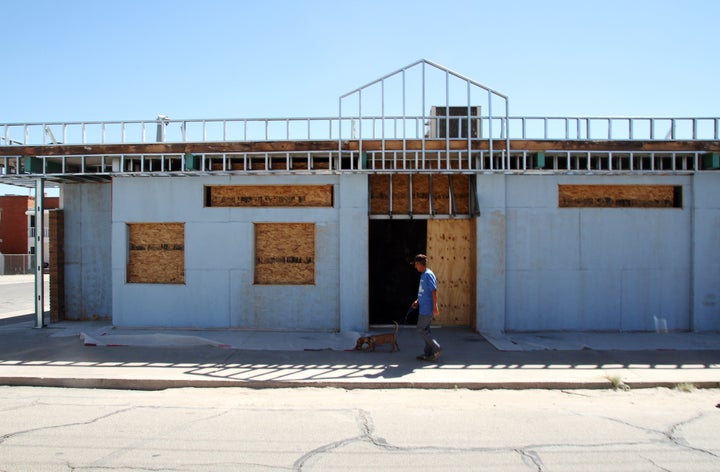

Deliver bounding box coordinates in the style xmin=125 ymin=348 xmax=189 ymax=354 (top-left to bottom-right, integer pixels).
xmin=1 ymin=0 xmax=719 ymax=194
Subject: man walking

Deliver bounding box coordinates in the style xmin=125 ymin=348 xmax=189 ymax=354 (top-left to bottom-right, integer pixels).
xmin=411 ymin=254 xmax=441 ymax=361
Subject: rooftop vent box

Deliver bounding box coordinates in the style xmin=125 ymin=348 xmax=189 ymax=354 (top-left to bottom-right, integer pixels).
xmin=428 ymin=106 xmax=481 ymax=139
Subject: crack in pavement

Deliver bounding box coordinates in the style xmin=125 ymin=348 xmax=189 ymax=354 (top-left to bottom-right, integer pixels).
xmin=0 ymin=406 xmax=136 ymax=446
xmin=86 ymin=407 xmax=236 ymax=469
xmin=588 ymin=410 xmax=720 ymax=459
xmin=516 ymin=448 xmax=544 ymax=471
xmin=292 ymin=409 xmax=553 ymax=471
xmin=293 ymin=407 xmax=720 ymax=471
xmin=667 ymin=411 xmax=720 ymax=459
xmin=641 ymin=454 xmax=673 ymax=472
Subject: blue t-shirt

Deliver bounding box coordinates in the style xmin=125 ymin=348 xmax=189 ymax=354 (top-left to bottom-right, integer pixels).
xmin=417 ymin=268 xmax=437 ymax=316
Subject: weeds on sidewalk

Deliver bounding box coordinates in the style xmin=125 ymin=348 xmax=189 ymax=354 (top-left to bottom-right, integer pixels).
xmin=607 ymin=375 xmax=630 ymax=391
xmin=675 ymin=383 xmax=696 ymax=393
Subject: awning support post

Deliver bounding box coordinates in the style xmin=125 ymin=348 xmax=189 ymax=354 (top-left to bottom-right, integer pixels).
xmin=34 ymin=177 xmax=45 ymax=328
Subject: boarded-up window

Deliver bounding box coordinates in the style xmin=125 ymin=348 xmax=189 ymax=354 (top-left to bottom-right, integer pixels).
xmin=559 ymin=185 xmax=682 ymax=208
xmin=255 ymin=223 xmax=315 ymax=285
xmin=205 ymin=185 xmax=333 ymax=207
xmin=369 ymin=174 xmax=474 ymax=216
xmin=127 ymin=223 xmax=185 ymax=284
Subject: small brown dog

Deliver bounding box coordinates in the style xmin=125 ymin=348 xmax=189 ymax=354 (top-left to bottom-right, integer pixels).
xmin=354 ymin=321 xmax=399 ymax=352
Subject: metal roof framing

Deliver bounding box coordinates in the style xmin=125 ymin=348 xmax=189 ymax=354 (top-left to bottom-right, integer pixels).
xmin=0 ymin=59 xmax=718 ymax=187
xmin=338 ymin=59 xmax=511 ymax=171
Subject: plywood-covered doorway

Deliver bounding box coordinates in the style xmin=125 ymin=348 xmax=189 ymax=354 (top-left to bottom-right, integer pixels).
xmin=427 ymin=219 xmax=476 ymax=328
xmin=368 ymin=172 xmax=478 ymax=327
xmin=369 ymin=218 xmax=476 ymax=327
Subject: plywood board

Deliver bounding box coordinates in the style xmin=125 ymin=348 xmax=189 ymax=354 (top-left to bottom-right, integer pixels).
xmin=371 ymin=174 xmax=437 ymax=216
xmin=207 ymin=185 xmax=333 ymax=207
xmin=255 ymin=223 xmax=315 ymax=285
xmin=427 ymin=219 xmax=476 ymax=327
xmin=391 ymin=174 xmax=410 ymax=214
xmin=431 ymin=175 xmax=450 ymax=214
xmin=559 ymin=185 xmax=680 ymax=208
xmin=127 ymin=223 xmax=185 ymax=284
xmin=453 ymin=174 xmax=471 ymax=214
xmin=369 ymin=175 xmax=389 ymax=214
xmin=412 ymin=174 xmax=430 ymax=215
xmin=369 ymin=174 xmax=471 ymax=216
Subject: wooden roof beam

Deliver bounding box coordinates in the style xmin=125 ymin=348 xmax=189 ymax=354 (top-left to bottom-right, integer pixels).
xmin=1 ymin=139 xmax=719 ymax=157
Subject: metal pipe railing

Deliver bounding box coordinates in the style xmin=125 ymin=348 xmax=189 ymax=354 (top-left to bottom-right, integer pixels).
xmin=1 ymin=116 xmax=718 ymax=147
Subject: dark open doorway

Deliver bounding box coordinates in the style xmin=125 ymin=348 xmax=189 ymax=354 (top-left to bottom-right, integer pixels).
xmin=369 ymin=219 xmax=427 ymax=325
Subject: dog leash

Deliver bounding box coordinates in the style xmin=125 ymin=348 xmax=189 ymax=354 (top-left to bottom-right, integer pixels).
xmin=403 ymin=304 xmax=415 ymax=324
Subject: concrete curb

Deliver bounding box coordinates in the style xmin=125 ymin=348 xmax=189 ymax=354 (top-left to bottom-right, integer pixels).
xmin=3 ymin=376 xmax=719 ymax=391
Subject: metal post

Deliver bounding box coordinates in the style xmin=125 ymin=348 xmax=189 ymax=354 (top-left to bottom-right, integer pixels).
xmin=488 ymin=91 xmax=494 ymax=168
xmin=467 ymin=82 xmax=471 ymax=169
xmin=445 ymin=70 xmax=450 ymax=169
xmin=402 ymin=69 xmax=406 ymax=157
xmin=34 ymin=178 xmax=45 ymax=328
xmin=156 ymin=115 xmax=169 ymax=142
xmin=381 ymin=79 xmax=385 ymax=166
xmin=505 ymin=98 xmax=511 ymax=169
xmin=421 ymin=61 xmax=426 ymax=168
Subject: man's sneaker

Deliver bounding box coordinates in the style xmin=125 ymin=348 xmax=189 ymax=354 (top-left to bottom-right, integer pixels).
xmin=429 ymin=349 xmax=442 ymax=361
xmin=416 ymin=354 xmax=432 ymax=361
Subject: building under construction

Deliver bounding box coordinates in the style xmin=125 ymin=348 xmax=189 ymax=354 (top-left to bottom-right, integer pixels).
xmin=1 ymin=60 xmax=718 ymax=334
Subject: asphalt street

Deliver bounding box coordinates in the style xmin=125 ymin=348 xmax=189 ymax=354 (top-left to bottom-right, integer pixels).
xmin=1 ymin=386 xmax=719 ymax=471
xmin=0 ymin=274 xmax=48 ymax=322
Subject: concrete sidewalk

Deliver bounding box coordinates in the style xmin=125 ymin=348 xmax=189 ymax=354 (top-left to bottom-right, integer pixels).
xmin=0 ymin=316 xmax=719 ymax=390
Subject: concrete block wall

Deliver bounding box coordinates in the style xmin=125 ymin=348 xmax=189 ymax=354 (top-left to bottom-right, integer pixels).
xmin=59 ymin=171 xmax=716 ymax=333
xmin=111 ymin=175 xmax=369 ymax=331
xmin=476 ymin=174 xmax=708 ymax=333
xmin=62 ymin=183 xmax=112 ymax=320
xmin=475 ymin=175 xmax=507 ymax=333
xmin=692 ymin=172 xmax=720 ymax=331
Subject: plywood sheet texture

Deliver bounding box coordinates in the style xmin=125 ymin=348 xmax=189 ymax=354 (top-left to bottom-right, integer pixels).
xmin=127 ymin=223 xmax=185 ymax=284
xmin=559 ymin=185 xmax=680 ymax=208
xmin=255 ymin=223 xmax=315 ymax=285
xmin=411 ymin=174 xmax=431 ymax=214
xmin=369 ymin=174 xmax=472 ymax=216
xmin=206 ymin=185 xmax=333 ymax=207
xmin=427 ymin=219 xmax=476 ymax=327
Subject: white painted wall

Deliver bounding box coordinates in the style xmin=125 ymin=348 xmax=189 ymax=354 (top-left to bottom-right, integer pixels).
xmin=338 ymin=174 xmax=370 ymax=332
xmin=63 ymin=182 xmax=112 ymax=320
xmin=692 ymin=173 xmax=720 ymax=331
xmin=477 ymin=174 xmax=706 ymax=332
xmin=111 ymin=175 xmax=369 ymax=331
xmin=475 ymin=174 xmax=507 ymax=333
xmin=63 ymin=170 xmax=716 ymax=333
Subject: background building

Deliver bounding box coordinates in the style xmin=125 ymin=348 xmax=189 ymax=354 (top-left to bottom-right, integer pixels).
xmin=0 ymin=195 xmax=59 ymax=274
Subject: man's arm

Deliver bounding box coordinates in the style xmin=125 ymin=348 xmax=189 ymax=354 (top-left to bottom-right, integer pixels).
xmin=432 ymin=290 xmax=439 ymax=317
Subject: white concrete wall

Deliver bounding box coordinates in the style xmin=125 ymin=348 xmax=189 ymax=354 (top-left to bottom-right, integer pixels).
xmin=477 ymin=174 xmax=697 ymax=332
xmin=692 ymin=172 xmax=720 ymax=331
xmin=111 ymin=175 xmax=368 ymax=331
xmin=63 ymin=182 xmax=112 ymax=320
xmin=475 ymin=174 xmax=507 ymax=333
xmin=65 ymin=170 xmax=716 ymax=333
xmin=338 ymin=174 xmax=370 ymax=332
